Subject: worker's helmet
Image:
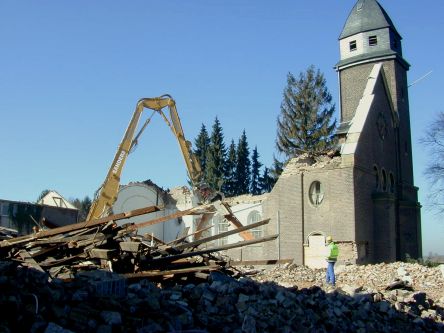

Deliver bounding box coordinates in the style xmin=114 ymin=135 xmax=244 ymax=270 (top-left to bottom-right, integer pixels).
xmin=326 ymin=235 xmax=333 ymax=243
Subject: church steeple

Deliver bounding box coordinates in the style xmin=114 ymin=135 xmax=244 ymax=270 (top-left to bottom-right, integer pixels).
xmin=336 ymin=0 xmax=409 ymax=124
xmin=336 ymin=0 xmax=414 ymax=187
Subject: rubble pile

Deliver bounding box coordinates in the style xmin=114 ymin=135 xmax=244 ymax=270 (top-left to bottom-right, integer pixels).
xmin=1 ymin=203 xmax=443 ymax=331
xmin=1 ymin=260 xmax=444 ymax=333
xmin=0 ymin=204 xmax=275 ymax=282
xmin=250 ymin=262 xmax=444 ymax=300
xmin=248 ymin=262 xmax=444 ymax=327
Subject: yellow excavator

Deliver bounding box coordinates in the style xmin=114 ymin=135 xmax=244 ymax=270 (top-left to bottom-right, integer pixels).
xmin=86 ymin=94 xmax=207 ymax=221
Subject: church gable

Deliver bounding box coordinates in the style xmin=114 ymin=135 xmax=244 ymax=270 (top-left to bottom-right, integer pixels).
xmin=341 ymin=63 xmax=398 ymax=170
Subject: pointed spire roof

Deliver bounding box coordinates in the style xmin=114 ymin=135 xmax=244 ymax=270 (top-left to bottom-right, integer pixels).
xmin=339 ymin=0 xmax=400 ymax=39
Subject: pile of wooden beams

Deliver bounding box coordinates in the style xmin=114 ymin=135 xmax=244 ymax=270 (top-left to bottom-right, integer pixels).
xmin=0 ymin=202 xmax=277 ymax=282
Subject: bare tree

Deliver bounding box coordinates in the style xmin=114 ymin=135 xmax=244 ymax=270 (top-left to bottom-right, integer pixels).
xmin=420 ymin=111 xmax=444 ymax=212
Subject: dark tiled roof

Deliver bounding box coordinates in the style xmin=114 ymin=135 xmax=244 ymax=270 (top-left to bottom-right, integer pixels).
xmin=339 ymin=0 xmax=400 ymax=39
xmin=335 ymin=49 xmax=410 ymax=70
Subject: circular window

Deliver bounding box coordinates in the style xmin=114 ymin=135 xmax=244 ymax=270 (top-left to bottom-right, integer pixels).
xmin=309 ymin=181 xmax=324 ymax=206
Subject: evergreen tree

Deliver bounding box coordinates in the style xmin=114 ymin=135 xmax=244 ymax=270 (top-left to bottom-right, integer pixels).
xmin=234 ymin=130 xmax=251 ymax=195
xmin=259 ymin=167 xmax=274 ymax=193
xmin=36 ymin=189 xmax=50 ymax=203
xmin=70 ymin=196 xmax=92 ymax=221
xmin=276 ymin=65 xmax=336 ymax=159
xmin=205 ymin=117 xmax=226 ymax=191
xmin=269 ymin=156 xmax=284 ymax=187
xmin=223 ymin=140 xmax=237 ymax=197
xmin=194 ymin=124 xmax=210 ymax=178
xmin=250 ymin=146 xmax=262 ymax=195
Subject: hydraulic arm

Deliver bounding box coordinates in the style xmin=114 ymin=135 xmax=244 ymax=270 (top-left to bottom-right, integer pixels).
xmin=86 ymin=95 xmax=202 ymax=221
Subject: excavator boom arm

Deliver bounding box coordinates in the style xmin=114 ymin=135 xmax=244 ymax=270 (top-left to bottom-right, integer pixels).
xmin=86 ymin=95 xmax=202 ymax=221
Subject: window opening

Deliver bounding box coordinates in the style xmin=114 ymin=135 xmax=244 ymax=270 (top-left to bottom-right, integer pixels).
xmin=373 ymin=165 xmax=379 ymax=189
xmin=247 ymin=210 xmax=263 ymax=239
xmin=214 ymin=214 xmax=229 ymax=246
xmin=349 ymin=40 xmax=357 ymax=52
xmin=369 ymin=35 xmax=378 ymax=46
xmin=309 ymin=181 xmax=324 ymax=206
xmin=382 ymin=169 xmax=387 ymax=192
xmin=389 ymin=173 xmax=395 ymax=193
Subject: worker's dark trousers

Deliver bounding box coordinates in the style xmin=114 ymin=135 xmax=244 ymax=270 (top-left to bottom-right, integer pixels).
xmin=326 ymin=260 xmax=336 ymax=285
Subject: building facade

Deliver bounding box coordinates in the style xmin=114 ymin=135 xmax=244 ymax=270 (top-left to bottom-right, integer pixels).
xmin=257 ymin=0 xmax=421 ymax=266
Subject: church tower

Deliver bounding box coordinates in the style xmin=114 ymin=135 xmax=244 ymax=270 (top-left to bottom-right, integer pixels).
xmin=336 ymin=0 xmax=413 ymax=186
xmin=336 ymin=0 xmax=421 ymax=260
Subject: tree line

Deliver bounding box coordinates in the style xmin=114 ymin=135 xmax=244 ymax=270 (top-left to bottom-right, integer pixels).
xmin=193 ymin=120 xmax=275 ymax=198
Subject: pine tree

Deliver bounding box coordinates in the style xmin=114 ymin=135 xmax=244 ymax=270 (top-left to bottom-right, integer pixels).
xmin=194 ymin=124 xmax=210 ymax=178
xmin=269 ymin=156 xmax=284 ymax=187
xmin=223 ymin=140 xmax=237 ymax=197
xmin=250 ymin=146 xmax=262 ymax=195
xmin=276 ymin=65 xmax=336 ymax=159
xmin=205 ymin=117 xmax=226 ymax=191
xmin=234 ymin=130 xmax=251 ymax=195
xmin=259 ymin=167 xmax=274 ymax=193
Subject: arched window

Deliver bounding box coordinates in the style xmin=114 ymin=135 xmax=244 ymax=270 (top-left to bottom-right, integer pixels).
xmin=247 ymin=210 xmax=263 ymax=239
xmin=212 ymin=214 xmax=229 ymax=246
xmin=382 ymin=169 xmax=387 ymax=192
xmin=373 ymin=165 xmax=379 ymax=190
xmin=389 ymin=173 xmax=395 ymax=193
xmin=309 ymin=181 xmax=324 ymax=206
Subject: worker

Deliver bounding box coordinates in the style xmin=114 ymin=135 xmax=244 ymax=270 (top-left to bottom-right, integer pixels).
xmin=325 ymin=235 xmax=339 ymax=286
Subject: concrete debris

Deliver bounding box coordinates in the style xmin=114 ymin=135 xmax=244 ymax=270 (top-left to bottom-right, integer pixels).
xmin=249 ymin=261 xmax=444 ymax=301
xmin=0 ymin=260 xmax=443 ymax=332
xmin=0 ymin=203 xmax=443 ymax=331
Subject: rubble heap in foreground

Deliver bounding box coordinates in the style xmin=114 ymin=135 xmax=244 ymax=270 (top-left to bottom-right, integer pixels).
xmin=1 ymin=260 xmax=443 ymax=333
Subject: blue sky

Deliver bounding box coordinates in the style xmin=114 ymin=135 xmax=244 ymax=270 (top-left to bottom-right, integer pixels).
xmin=0 ymin=1 xmax=443 ymax=254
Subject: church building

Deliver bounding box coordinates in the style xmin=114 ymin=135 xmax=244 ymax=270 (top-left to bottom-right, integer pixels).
xmin=249 ymin=0 xmax=422 ymax=267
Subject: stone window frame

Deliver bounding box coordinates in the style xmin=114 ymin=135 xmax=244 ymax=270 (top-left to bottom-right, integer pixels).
xmin=247 ymin=210 xmax=263 ymax=239
xmin=308 ymin=181 xmax=324 ymax=207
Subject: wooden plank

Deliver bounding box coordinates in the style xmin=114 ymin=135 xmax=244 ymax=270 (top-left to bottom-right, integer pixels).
xmin=119 ymin=241 xmax=141 ymax=253
xmin=18 ymin=249 xmax=47 ymax=274
xmin=89 ymin=248 xmax=117 ymax=259
xmin=128 ymin=207 xmax=208 ymax=231
xmin=149 ymin=234 xmax=279 ymax=264
xmin=166 ymin=224 xmax=213 ymax=245
xmin=167 ymin=219 xmax=270 ymax=252
xmin=194 ymin=213 xmax=214 ymax=240
xmin=0 ymin=205 xmax=161 ymax=248
xmin=229 ymin=259 xmax=294 ymax=266
xmin=124 ymin=265 xmax=219 ymax=279
xmin=39 ymin=253 xmax=88 ymax=267
xmin=219 ymin=202 xmax=254 ymax=241
xmin=143 ymin=233 xmax=166 ymax=245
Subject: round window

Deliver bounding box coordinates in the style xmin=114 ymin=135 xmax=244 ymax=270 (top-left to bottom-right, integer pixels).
xmin=309 ymin=181 xmax=324 ymax=206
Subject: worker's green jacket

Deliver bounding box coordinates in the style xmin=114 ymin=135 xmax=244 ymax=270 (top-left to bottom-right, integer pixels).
xmin=327 ymin=242 xmax=339 ymax=261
